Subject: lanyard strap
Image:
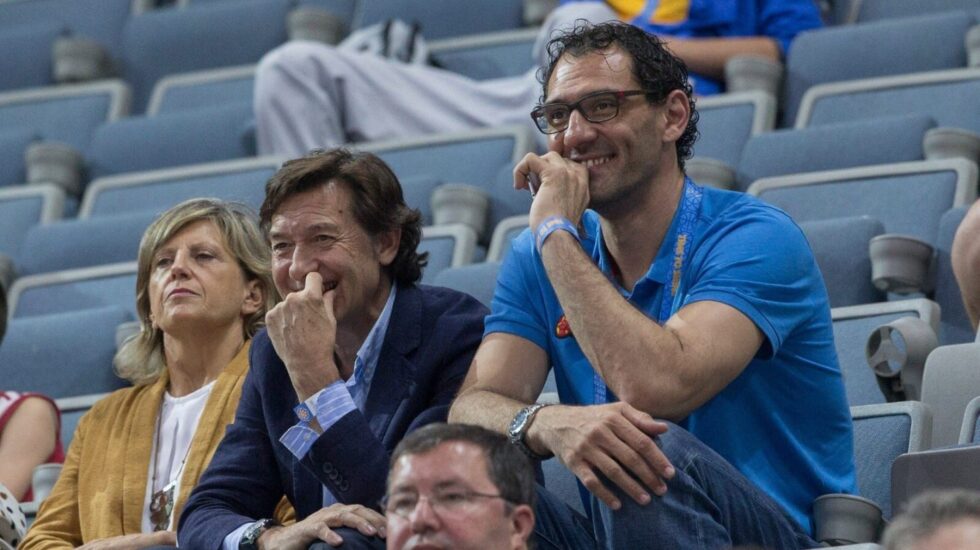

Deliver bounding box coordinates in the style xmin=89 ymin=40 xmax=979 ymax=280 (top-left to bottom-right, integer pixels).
xmin=593 ymin=179 xmax=703 ymax=404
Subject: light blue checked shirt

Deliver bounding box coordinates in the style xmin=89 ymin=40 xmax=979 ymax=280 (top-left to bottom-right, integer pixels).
xmin=222 ymin=285 xmax=397 ymax=550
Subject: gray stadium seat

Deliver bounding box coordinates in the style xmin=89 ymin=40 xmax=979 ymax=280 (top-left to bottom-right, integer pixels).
xmin=796 ymin=67 xmax=980 ymax=132
xmin=85 ymin=102 xmax=255 ymax=181
xmin=147 ymin=64 xmax=256 ymax=115
xmin=16 ymin=210 xmax=158 ymax=276
xmin=959 ymin=395 xmax=980 ymax=445
xmin=0 ymin=184 xmax=65 ymax=261
xmin=831 ymin=299 xmax=940 ymax=407
xmin=692 ymin=90 xmax=776 ymax=171
xmin=7 ymin=262 xmax=138 ymax=320
xmin=784 ymin=11 xmax=974 ymax=126
xmin=418 ymin=224 xmax=478 ymax=284
xmin=431 ymin=261 xmax=501 ymax=309
xmin=747 ymin=159 xmax=977 ymax=248
xmin=0 ymin=306 xmax=131 ymax=399
xmin=891 ymin=444 xmax=980 ymax=521
xmin=800 ymin=216 xmax=885 ymax=308
xmin=354 ymin=0 xmax=525 ymax=40
xmin=0 ymin=80 xmax=130 ymax=152
xmin=921 ymin=341 xmax=980 ymax=447
xmin=429 ymin=28 xmax=538 ymax=81
xmin=80 ymin=157 xmax=280 ymax=218
xmin=735 ymin=114 xmax=934 ymax=192
xmin=934 ymin=207 xmax=975 ymax=345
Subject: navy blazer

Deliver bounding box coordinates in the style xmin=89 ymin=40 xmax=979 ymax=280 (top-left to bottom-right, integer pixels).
xmin=178 ymin=284 xmax=487 ymax=549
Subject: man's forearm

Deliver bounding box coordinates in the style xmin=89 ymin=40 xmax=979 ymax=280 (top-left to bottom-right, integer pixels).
xmin=538 ymin=230 xmax=693 ymax=415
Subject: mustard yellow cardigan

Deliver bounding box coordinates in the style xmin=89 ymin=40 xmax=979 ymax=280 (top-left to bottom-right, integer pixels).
xmin=22 ymin=341 xmax=292 ymax=549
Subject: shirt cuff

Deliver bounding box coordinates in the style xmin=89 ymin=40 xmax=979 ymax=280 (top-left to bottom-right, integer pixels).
xmin=220 ymin=521 xmax=253 ymax=550
xmin=279 ymin=381 xmax=356 ymax=459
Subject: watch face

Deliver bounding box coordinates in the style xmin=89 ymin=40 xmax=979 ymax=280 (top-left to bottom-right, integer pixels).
xmin=509 ymin=408 xmax=528 ymax=437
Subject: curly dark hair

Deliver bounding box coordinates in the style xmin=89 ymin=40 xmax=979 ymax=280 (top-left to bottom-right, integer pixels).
xmin=260 ymin=148 xmax=427 ymax=285
xmin=539 ymin=21 xmax=699 ymax=170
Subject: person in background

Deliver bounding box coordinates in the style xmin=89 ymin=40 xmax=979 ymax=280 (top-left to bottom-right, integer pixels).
xmin=384 ymin=423 xmax=535 ymax=550
xmin=0 ymin=390 xmax=62 ymax=502
xmin=254 ymin=0 xmax=821 ymax=157
xmin=883 ymin=489 xmax=980 ymax=550
xmin=21 ymin=198 xmax=289 ymax=550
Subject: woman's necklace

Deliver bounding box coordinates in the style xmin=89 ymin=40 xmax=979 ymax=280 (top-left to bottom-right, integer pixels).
xmin=149 ymin=405 xmax=193 ymax=532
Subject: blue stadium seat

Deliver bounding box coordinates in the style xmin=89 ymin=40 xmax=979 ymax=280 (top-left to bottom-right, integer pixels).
xmin=354 ymin=0 xmax=525 ymax=40
xmin=960 ymin=395 xmax=980 ymax=445
xmin=16 ymin=210 xmax=158 ymax=276
xmin=0 ymin=0 xmax=131 ymax=59
xmin=853 ymin=0 xmax=980 ymax=23
xmin=735 ymin=114 xmax=934 ymax=192
xmin=934 ymin=206 xmax=975 ymax=345
xmin=784 ymin=11 xmax=974 ymax=125
xmin=431 ymin=261 xmax=501 ymax=308
xmin=7 ymin=262 xmax=138 ymax=319
xmin=693 ymin=90 xmax=776 ymax=170
xmin=121 ymin=0 xmax=291 ymax=112
xmin=849 ymin=401 xmax=931 ymax=519
xmin=429 ymin=28 xmax=538 ymax=80
xmin=147 ymin=64 xmax=256 ymax=115
xmin=80 ymin=157 xmax=280 ymax=218
xmin=831 ymin=299 xmax=940 ymax=407
xmin=418 ymin=224 xmax=478 ymax=283
xmin=0 ymin=21 xmax=62 ymax=92
xmin=0 ymin=184 xmax=65 ymax=261
xmin=0 ymin=306 xmax=132 ymax=399
xmin=796 ymin=67 xmax=980 ymax=133
xmin=799 ymin=216 xmax=885 ymax=309
xmin=85 ymin=102 xmax=255 ymax=181
xmin=362 ymin=126 xmax=536 ymax=238
xmin=747 ymin=159 xmax=977 ymax=248
xmin=397 ymin=175 xmax=444 ymax=227
xmin=0 ymin=127 xmax=36 ymax=188
xmin=0 ymin=80 xmax=130 ymax=152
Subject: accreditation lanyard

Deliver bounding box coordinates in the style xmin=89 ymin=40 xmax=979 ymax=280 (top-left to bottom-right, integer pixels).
xmin=592 ymin=179 xmax=703 ymax=405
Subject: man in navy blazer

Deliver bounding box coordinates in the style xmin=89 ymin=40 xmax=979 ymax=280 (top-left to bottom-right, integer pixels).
xmin=179 ymin=149 xmax=487 ymax=550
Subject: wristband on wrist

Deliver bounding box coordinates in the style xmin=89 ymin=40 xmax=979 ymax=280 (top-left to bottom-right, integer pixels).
xmin=535 ymin=216 xmax=579 ymax=254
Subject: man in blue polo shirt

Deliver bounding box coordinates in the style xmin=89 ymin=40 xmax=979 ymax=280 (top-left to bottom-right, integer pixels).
xmin=449 ymin=20 xmax=856 ymax=549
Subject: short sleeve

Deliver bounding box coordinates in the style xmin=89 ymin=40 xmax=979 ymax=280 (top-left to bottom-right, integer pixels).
xmin=683 ymin=205 xmax=826 ymax=358
xmin=484 ymin=229 xmax=551 ymax=351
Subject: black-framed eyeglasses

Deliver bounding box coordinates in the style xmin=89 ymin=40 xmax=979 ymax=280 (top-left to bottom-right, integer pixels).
xmin=530 ymin=90 xmax=653 ymax=134
xmin=381 ymin=488 xmax=513 ymax=519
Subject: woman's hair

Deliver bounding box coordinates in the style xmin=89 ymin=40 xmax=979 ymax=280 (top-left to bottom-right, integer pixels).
xmin=114 ymin=199 xmax=277 ymax=385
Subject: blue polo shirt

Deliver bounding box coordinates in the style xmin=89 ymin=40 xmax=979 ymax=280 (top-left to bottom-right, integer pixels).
xmin=560 ymin=0 xmax=823 ymax=94
xmin=485 ymin=182 xmax=856 ymax=532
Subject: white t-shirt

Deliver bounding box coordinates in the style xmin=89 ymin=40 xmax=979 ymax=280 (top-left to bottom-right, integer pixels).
xmin=141 ymin=381 xmax=214 ymax=532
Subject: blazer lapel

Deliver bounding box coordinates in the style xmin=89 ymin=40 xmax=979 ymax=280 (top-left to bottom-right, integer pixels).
xmin=360 ymin=284 xmax=421 ymax=445
xmin=121 ymin=374 xmax=167 ymax=533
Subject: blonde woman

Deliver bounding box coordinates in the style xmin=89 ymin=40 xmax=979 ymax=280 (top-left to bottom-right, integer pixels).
xmin=22 ymin=199 xmax=288 ymax=549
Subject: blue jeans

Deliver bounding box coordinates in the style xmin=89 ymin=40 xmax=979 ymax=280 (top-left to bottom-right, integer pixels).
xmin=534 ymin=422 xmax=820 ymax=550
